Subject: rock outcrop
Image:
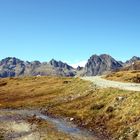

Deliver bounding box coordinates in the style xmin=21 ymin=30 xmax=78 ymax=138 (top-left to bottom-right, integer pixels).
xmin=83 ymin=54 xmax=123 ymax=76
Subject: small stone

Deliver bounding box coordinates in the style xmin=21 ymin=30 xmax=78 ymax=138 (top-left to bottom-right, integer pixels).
xmin=36 ymin=75 xmax=41 ymax=77
xmin=116 ymin=96 xmax=124 ymax=101
xmin=70 ymin=118 xmax=74 ymax=121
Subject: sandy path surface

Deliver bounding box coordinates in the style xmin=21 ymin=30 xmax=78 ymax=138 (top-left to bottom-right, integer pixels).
xmin=82 ymin=76 xmax=140 ymax=91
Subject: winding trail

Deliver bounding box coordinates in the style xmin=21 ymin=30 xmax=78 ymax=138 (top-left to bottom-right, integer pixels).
xmin=82 ymin=76 xmax=140 ymax=91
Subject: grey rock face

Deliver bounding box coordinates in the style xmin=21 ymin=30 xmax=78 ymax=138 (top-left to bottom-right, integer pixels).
xmin=83 ymin=54 xmax=123 ymax=76
xmin=1 ymin=55 xmax=140 ymax=78
xmin=77 ymin=66 xmax=83 ymax=71
xmin=0 ymin=57 xmax=25 ymax=77
xmin=125 ymin=56 xmax=140 ymax=65
xmin=49 ymin=59 xmax=73 ymax=70
xmin=0 ymin=57 xmax=76 ymax=78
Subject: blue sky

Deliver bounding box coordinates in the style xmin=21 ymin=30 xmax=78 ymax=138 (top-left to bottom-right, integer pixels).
xmin=0 ymin=0 xmax=140 ymax=66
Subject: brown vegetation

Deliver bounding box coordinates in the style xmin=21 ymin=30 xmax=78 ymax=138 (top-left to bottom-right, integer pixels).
xmin=105 ymin=70 xmax=140 ymax=83
xmin=0 ymin=76 xmax=140 ymax=139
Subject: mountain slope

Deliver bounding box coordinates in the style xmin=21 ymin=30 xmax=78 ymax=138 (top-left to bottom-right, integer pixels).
xmin=121 ymin=56 xmax=140 ymax=70
xmin=83 ymin=54 xmax=123 ymax=76
xmin=0 ymin=57 xmax=76 ymax=78
xmin=125 ymin=56 xmax=140 ymax=66
xmin=1 ymin=55 xmax=140 ymax=78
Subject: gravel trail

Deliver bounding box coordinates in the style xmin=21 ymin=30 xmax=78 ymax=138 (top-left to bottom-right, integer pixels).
xmin=82 ymin=76 xmax=140 ymax=91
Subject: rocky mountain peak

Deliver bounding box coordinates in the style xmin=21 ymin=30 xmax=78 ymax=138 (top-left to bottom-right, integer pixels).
xmin=49 ymin=59 xmax=73 ymax=70
xmin=127 ymin=56 xmax=140 ymax=63
xmin=100 ymin=54 xmax=112 ymax=59
xmin=31 ymin=61 xmax=41 ymax=65
xmin=0 ymin=57 xmax=75 ymax=78
xmin=49 ymin=59 xmax=59 ymax=67
xmin=84 ymin=54 xmax=123 ymax=76
xmin=124 ymin=56 xmax=140 ymax=66
xmin=77 ymin=66 xmax=83 ymax=71
xmin=1 ymin=54 xmax=140 ymax=78
xmin=131 ymin=56 xmax=140 ymax=60
xmin=0 ymin=57 xmax=23 ymax=66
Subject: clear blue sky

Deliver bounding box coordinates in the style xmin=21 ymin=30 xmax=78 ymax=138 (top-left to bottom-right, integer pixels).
xmin=0 ymin=0 xmax=140 ymax=65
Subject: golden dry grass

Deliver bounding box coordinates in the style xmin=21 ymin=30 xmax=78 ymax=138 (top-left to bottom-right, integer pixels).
xmin=0 ymin=76 xmax=140 ymax=139
xmin=105 ymin=70 xmax=140 ymax=83
xmin=0 ymin=76 xmax=90 ymax=108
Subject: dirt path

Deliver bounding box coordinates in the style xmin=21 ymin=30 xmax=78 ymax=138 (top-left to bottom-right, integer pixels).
xmin=0 ymin=109 xmax=99 ymax=140
xmin=82 ymin=76 xmax=140 ymax=91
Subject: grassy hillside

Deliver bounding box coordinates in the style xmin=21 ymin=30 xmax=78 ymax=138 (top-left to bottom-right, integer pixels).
xmin=105 ymin=70 xmax=140 ymax=83
xmin=0 ymin=77 xmax=140 ymax=139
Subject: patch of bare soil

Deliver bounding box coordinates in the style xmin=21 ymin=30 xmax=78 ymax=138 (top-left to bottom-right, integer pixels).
xmin=0 ymin=109 xmax=99 ymax=140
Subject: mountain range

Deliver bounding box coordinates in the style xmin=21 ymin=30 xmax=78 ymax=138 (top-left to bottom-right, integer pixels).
xmin=0 ymin=54 xmax=140 ymax=78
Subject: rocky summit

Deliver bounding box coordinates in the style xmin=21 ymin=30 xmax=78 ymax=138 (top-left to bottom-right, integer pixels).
xmin=83 ymin=54 xmax=123 ymax=76
xmin=124 ymin=56 xmax=140 ymax=66
xmin=1 ymin=55 xmax=140 ymax=78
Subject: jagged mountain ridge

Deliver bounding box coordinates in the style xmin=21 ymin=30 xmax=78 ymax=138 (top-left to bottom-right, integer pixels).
xmin=120 ymin=56 xmax=140 ymax=71
xmin=0 ymin=55 xmax=140 ymax=78
xmin=49 ymin=59 xmax=73 ymax=70
xmin=0 ymin=57 xmax=76 ymax=77
xmin=124 ymin=56 xmax=140 ymax=66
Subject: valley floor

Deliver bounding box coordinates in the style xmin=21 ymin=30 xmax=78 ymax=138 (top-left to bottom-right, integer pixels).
xmin=0 ymin=76 xmax=140 ymax=140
